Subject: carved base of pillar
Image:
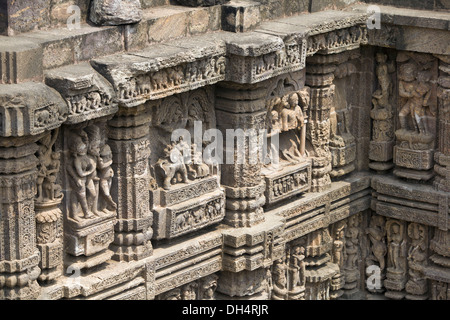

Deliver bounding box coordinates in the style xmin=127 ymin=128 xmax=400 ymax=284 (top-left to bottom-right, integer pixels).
xmin=330 ymin=272 xmax=345 ymax=299
xmin=434 ymin=152 xmax=450 ymax=191
xmin=394 ymin=142 xmax=435 ymax=181
xmin=393 ymin=167 xmax=435 ymax=181
xmin=330 ymin=144 xmax=356 ymax=179
xmin=223 ymin=207 xmax=265 ymax=228
xmin=343 ymin=268 xmax=359 ymax=290
xmin=406 ymin=278 xmax=428 ymax=297
xmin=64 ymin=249 xmax=114 ymax=271
xmin=369 ymin=161 xmax=394 ymax=173
xmin=305 ymin=261 xmax=336 ymax=300
xmin=384 ymin=269 xmax=407 ymax=299
xmin=384 ymin=290 xmax=406 ymax=300
xmin=38 ymin=265 xmax=63 ymax=284
xmin=0 ymin=262 xmax=41 ymax=300
xmin=0 ymin=278 xmax=41 ymax=300
xmin=288 ymin=287 xmax=306 ymax=300
xmin=216 ymin=291 xmax=269 ymax=300
xmin=111 ymin=240 xmax=153 ymax=262
xmin=405 ymin=293 xmax=428 ymax=300
xmin=330 ymin=163 xmax=356 ymax=179
xmin=430 ymin=254 xmax=450 ymax=268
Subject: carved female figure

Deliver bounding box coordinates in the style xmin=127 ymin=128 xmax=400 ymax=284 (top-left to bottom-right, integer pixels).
xmin=271 ymin=258 xmax=288 ymax=300
xmin=387 ymin=222 xmax=405 ymax=272
xmin=289 ymin=246 xmax=306 ymax=292
xmin=366 ymin=215 xmax=387 ymax=271
xmin=97 ymin=144 xmax=117 ymax=212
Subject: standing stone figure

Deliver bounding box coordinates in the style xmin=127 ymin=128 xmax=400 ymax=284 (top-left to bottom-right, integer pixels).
xmin=67 ymin=133 xmax=97 ymax=220
xmin=366 ymin=215 xmax=387 ymax=271
xmin=288 ymin=246 xmax=306 ymax=296
xmin=387 ymin=222 xmax=406 ymax=272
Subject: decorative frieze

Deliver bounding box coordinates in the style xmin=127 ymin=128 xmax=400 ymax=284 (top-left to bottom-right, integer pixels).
xmin=91 ymin=39 xmax=227 ymax=107
xmin=306 ymin=25 xmax=368 ymax=56
xmin=45 ymin=63 xmax=118 ymax=124
xmin=0 ymin=83 xmax=67 ymax=137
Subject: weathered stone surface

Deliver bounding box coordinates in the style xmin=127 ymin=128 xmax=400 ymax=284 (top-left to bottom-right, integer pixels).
xmin=44 ymin=62 xmax=118 ymax=124
xmin=90 ymin=0 xmax=143 ymax=26
xmin=0 ymin=0 xmax=449 ymax=303
xmin=176 ymin=0 xmax=230 ymax=6
xmin=0 ymin=37 xmax=43 ymax=84
xmin=0 ymin=82 xmax=67 ymax=137
xmin=222 ymin=1 xmax=261 ymax=33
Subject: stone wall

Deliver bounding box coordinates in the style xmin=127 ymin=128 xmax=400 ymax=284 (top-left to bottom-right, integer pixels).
xmin=0 ymin=1 xmax=449 ymax=300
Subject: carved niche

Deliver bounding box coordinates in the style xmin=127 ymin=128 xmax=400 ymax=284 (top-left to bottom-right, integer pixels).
xmin=150 ymin=87 xmax=225 ymax=240
xmin=62 ymin=120 xmax=117 ymax=270
xmin=262 ymin=74 xmax=312 ymax=206
xmin=394 ymin=52 xmax=438 ymax=181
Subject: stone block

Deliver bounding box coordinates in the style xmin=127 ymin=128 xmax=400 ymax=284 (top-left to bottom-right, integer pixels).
xmin=176 ymin=0 xmax=230 ymax=6
xmin=0 ymin=82 xmax=68 ymax=137
xmin=147 ymin=7 xmax=190 ymax=43
xmin=0 ymin=37 xmax=43 ymax=84
xmin=44 ymin=62 xmax=118 ymax=124
xmin=222 ymin=1 xmax=261 ymax=33
xmin=0 ymin=0 xmax=51 ymax=35
xmin=90 ymin=0 xmax=142 ymax=26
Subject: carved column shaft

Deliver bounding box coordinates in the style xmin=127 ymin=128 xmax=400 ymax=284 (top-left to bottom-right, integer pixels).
xmin=305 ymin=55 xmax=334 ymax=192
xmin=108 ymin=106 xmax=153 ymax=261
xmin=215 ymin=83 xmax=267 ymax=228
xmin=0 ymin=138 xmax=41 ymax=299
xmin=434 ymin=54 xmax=450 ymax=192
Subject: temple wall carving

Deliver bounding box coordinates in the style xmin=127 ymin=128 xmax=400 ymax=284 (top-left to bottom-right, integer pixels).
xmin=0 ymin=0 xmax=449 ymax=301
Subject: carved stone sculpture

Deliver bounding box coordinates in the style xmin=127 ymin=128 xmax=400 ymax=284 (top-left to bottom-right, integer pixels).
xmin=394 ymin=52 xmax=437 ymax=181
xmin=35 ymin=128 xmax=64 ymax=284
xmin=288 ymin=245 xmax=306 ymax=300
xmin=63 ymin=122 xmax=116 ymax=270
xmin=366 ymin=214 xmax=387 ymax=293
xmin=271 ymin=258 xmax=288 ymax=300
xmin=405 ymin=223 xmax=428 ymax=299
xmin=369 ymin=52 xmax=396 ymax=172
xmin=384 ymin=219 xmax=407 ymax=300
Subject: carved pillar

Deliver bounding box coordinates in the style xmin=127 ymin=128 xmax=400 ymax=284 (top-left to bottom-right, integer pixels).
xmin=434 ymin=54 xmax=450 ymax=192
xmin=329 ymin=51 xmax=358 ymax=179
xmin=45 ymin=64 xmax=120 ymax=271
xmin=305 ymin=55 xmax=333 ymax=192
xmin=216 ymin=82 xmax=267 ymax=228
xmin=35 ymin=129 xmax=64 ymax=284
xmin=302 ymin=228 xmax=337 ymax=300
xmin=369 ymin=51 xmax=396 ymax=173
xmin=0 ymin=82 xmax=68 ymax=299
xmin=108 ymin=105 xmax=153 ymax=261
xmin=0 ymin=137 xmax=41 ymax=299
xmin=425 ymin=225 xmax=450 ymax=300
